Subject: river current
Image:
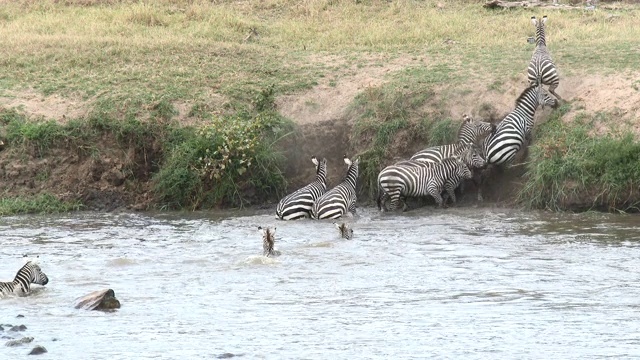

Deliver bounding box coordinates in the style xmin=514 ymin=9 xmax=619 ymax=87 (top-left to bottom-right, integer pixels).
xmin=1 ymin=207 xmax=640 ymax=359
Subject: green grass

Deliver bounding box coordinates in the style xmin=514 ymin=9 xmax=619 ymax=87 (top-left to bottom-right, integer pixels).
xmin=0 ymin=193 xmax=83 ymax=216
xmin=519 ymin=105 xmax=640 ymax=212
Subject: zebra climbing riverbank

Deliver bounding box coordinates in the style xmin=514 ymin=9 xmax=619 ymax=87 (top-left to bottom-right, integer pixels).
xmin=276 ymin=156 xmax=328 ymax=220
xmin=528 ymin=15 xmax=562 ymax=102
xmin=410 ymin=114 xmax=496 ymax=164
xmin=311 ymin=156 xmax=359 ymax=220
xmin=0 ymin=261 xmax=49 ymax=297
xmin=377 ymin=155 xmax=472 ymax=212
xmin=475 ymin=84 xmax=557 ymax=201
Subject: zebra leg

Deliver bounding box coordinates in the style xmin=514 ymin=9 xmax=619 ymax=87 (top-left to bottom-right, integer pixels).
xmin=445 ymin=185 xmax=457 ymax=206
xmin=548 ymin=84 xmax=563 ymax=103
xmin=430 ymin=189 xmax=445 ymax=208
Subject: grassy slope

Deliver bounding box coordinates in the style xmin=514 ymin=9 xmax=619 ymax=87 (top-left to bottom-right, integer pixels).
xmin=1 ymin=0 xmax=639 ymax=211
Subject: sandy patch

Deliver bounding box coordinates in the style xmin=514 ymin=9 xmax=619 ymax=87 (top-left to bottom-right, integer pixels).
xmin=0 ymin=89 xmax=89 ymax=122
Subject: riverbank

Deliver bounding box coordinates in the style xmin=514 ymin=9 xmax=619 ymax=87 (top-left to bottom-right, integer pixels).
xmin=1 ymin=1 xmax=639 ymax=214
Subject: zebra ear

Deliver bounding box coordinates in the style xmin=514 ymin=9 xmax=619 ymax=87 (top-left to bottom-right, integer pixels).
xmin=542 ymin=15 xmax=548 ymax=24
xmin=311 ymin=156 xmax=319 ymax=166
xmin=334 ymin=222 xmax=340 ymax=230
xmin=531 ymin=16 xmax=537 ymax=26
xmin=344 ymin=157 xmax=352 ymax=166
xmin=462 ymin=114 xmax=471 ymax=123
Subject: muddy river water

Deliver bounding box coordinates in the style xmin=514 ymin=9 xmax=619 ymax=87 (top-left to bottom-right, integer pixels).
xmin=1 ymin=207 xmax=640 ymax=359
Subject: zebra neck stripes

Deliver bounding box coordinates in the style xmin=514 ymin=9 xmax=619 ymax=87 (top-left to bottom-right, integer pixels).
xmin=311 ymin=156 xmax=359 ymax=220
xmin=532 ymin=15 xmax=547 ymax=47
xmin=0 ymin=261 xmax=49 ymax=297
xmin=275 ymin=156 xmax=328 ymax=220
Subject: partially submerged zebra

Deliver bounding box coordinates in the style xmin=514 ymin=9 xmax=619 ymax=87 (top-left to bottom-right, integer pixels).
xmin=276 ymin=156 xmax=328 ymax=220
xmin=334 ymin=222 xmax=354 ymax=240
xmin=410 ymin=114 xmax=495 ymax=164
xmin=377 ymin=155 xmax=472 ymax=211
xmin=528 ymin=15 xmax=562 ymax=102
xmin=0 ymin=261 xmax=49 ymax=297
xmin=475 ymin=84 xmax=556 ymax=201
xmin=259 ymin=226 xmax=281 ymax=257
xmin=311 ymin=156 xmax=359 ymax=220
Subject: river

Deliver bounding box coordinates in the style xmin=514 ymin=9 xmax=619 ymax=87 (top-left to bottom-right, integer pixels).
xmin=1 ymin=207 xmax=640 ymax=359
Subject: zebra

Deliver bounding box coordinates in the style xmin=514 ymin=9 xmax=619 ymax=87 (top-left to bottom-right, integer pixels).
xmin=475 ymin=84 xmax=557 ymax=201
xmin=377 ymin=155 xmax=472 ymax=211
xmin=0 ymin=261 xmax=49 ymax=297
xmin=276 ymin=156 xmax=328 ymax=220
xmin=259 ymin=226 xmax=281 ymax=257
xmin=410 ymin=114 xmax=495 ymax=164
xmin=528 ymin=15 xmax=562 ymax=102
xmin=334 ymin=222 xmax=354 ymax=240
xmin=311 ymin=155 xmax=359 ymax=220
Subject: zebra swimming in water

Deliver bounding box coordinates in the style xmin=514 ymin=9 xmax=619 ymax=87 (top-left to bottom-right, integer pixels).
xmin=410 ymin=114 xmax=495 ymax=164
xmin=311 ymin=155 xmax=359 ymax=220
xmin=528 ymin=15 xmax=562 ymax=102
xmin=276 ymin=156 xmax=328 ymax=220
xmin=334 ymin=222 xmax=353 ymax=240
xmin=475 ymin=84 xmax=557 ymax=201
xmin=0 ymin=260 xmax=49 ymax=297
xmin=377 ymin=155 xmax=472 ymax=211
xmin=259 ymin=226 xmax=281 ymax=257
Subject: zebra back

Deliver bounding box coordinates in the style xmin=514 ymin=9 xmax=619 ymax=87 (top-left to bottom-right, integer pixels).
xmin=410 ymin=115 xmax=495 ymax=163
xmin=483 ymin=85 xmax=555 ymax=166
xmin=275 ymin=156 xmax=328 ymax=220
xmin=311 ymin=156 xmax=359 ymax=219
xmin=0 ymin=261 xmax=49 ymax=296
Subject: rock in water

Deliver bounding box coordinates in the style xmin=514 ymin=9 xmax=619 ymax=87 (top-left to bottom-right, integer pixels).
xmin=28 ymin=345 xmax=47 ymax=355
xmin=74 ymin=289 xmax=121 ymax=311
xmin=5 ymin=336 xmax=34 ymax=347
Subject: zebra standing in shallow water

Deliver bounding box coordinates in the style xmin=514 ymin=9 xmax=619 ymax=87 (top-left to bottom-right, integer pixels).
xmin=528 ymin=15 xmax=562 ymax=102
xmin=377 ymin=155 xmax=472 ymax=211
xmin=410 ymin=114 xmax=495 ymax=164
xmin=275 ymin=156 xmax=327 ymax=220
xmin=311 ymin=156 xmax=359 ymax=220
xmin=475 ymin=84 xmax=557 ymax=201
xmin=0 ymin=261 xmax=49 ymax=297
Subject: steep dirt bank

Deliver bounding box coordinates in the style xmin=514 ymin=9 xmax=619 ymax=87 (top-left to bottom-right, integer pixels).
xmin=1 ymin=71 xmax=639 ymax=212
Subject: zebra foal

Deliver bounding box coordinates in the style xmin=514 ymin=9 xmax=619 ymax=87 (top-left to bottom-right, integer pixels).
xmin=276 ymin=156 xmax=327 ymax=220
xmin=311 ymin=155 xmax=359 ymax=220
xmin=259 ymin=226 xmax=281 ymax=257
xmin=0 ymin=260 xmax=49 ymax=297
xmin=528 ymin=15 xmax=562 ymax=102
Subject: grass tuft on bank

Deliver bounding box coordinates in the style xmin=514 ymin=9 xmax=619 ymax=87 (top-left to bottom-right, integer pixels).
xmin=519 ymin=105 xmax=640 ymax=212
xmin=0 ymin=193 xmax=83 ymax=216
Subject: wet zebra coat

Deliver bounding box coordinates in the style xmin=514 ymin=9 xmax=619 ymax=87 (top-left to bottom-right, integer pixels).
xmin=259 ymin=226 xmax=280 ymax=257
xmin=311 ymin=156 xmax=359 ymax=220
xmin=275 ymin=156 xmax=328 ymax=220
xmin=528 ymin=15 xmax=562 ymax=101
xmin=377 ymin=156 xmax=472 ymax=211
xmin=0 ymin=261 xmax=49 ymax=297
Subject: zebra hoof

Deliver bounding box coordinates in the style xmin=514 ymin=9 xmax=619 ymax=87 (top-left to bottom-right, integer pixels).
xmin=74 ymin=289 xmax=120 ymax=311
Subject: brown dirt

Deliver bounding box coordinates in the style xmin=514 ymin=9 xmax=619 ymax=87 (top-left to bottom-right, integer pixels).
xmin=1 ymin=62 xmax=640 ymax=211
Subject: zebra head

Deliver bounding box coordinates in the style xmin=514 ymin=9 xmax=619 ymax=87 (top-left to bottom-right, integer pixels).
xmin=259 ymin=226 xmax=278 ymax=257
xmin=458 ymin=114 xmax=496 ymax=145
xmin=460 ymin=145 xmax=486 ymax=169
xmin=536 ymin=86 xmax=557 ymax=110
xmin=531 ymin=15 xmax=548 ymax=47
xmin=18 ymin=261 xmax=49 ymax=287
xmin=314 ymin=156 xmax=328 ymax=183
xmin=334 ymin=222 xmax=353 ymax=240
xmin=454 ymin=155 xmax=473 ymax=180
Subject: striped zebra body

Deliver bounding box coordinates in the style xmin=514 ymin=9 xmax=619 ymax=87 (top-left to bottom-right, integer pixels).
xmin=476 ymin=84 xmax=556 ymax=201
xmin=527 ymin=15 xmax=562 ymax=101
xmin=377 ymin=156 xmax=472 ymax=211
xmin=410 ymin=114 xmax=495 ymax=164
xmin=276 ymin=157 xmax=327 ymax=220
xmin=0 ymin=261 xmax=49 ymax=297
xmin=482 ymin=85 xmax=555 ymax=167
xmin=311 ymin=156 xmax=359 ymax=220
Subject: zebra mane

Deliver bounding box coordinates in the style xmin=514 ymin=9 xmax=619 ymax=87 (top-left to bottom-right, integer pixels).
xmin=515 ymin=84 xmax=538 ymax=107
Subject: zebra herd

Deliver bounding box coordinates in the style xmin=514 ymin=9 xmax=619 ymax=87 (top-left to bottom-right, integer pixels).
xmin=277 ymin=15 xmax=561 ymax=217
